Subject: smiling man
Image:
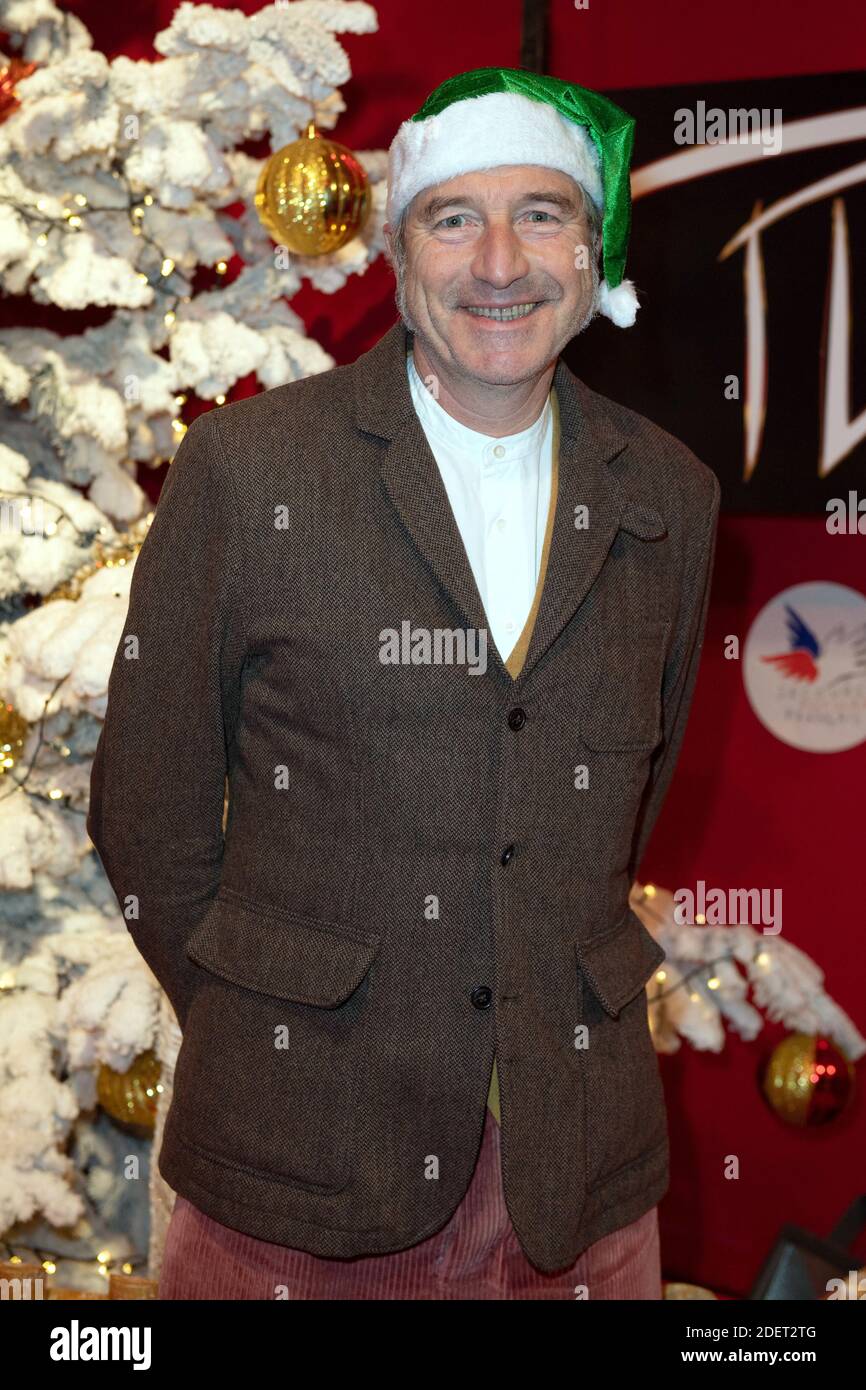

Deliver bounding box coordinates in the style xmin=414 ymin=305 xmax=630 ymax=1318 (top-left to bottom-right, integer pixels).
xmin=396 ymin=166 xmax=598 ymax=434
xmin=90 ymin=68 xmax=720 ymax=1301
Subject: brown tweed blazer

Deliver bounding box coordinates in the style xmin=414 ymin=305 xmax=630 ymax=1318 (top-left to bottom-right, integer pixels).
xmin=87 ymin=318 xmax=720 ymax=1273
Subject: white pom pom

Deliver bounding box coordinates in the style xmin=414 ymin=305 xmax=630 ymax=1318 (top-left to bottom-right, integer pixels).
xmin=596 ymin=278 xmax=639 ymax=328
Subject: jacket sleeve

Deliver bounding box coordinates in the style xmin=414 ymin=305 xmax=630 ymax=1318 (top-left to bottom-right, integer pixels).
xmin=87 ymin=409 xmax=248 ymax=1030
xmin=629 ymin=467 xmax=721 ymax=880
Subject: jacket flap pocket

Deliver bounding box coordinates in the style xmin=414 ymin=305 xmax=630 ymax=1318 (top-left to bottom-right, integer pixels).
xmin=579 ymin=624 xmax=669 ymax=752
xmin=575 ymin=909 xmax=666 ymax=1018
xmin=185 ymin=892 xmax=381 ymax=1007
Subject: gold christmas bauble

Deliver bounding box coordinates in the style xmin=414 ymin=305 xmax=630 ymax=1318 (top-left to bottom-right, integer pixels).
xmin=256 ymin=122 xmax=370 ymax=255
xmin=760 ymin=1033 xmax=855 ymax=1127
xmin=254 ymin=159 xmax=281 ymax=242
xmin=97 ymin=1049 xmax=163 ymax=1136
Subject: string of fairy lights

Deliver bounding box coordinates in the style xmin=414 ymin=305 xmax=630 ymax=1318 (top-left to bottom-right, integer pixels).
xmin=0 ymin=525 xmax=150 ymax=808
xmin=637 ymin=882 xmax=775 ymax=1020
xmin=0 ymin=156 xmax=234 ymax=458
xmin=1 ymin=1243 xmax=141 ymax=1284
xmin=0 ymin=161 xmax=237 ymax=808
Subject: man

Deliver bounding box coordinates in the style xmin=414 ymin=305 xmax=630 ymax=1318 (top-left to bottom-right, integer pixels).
xmin=88 ymin=68 xmax=720 ymax=1300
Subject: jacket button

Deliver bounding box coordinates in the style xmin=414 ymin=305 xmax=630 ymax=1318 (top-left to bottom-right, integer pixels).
xmin=507 ymin=706 xmax=526 ymax=730
xmin=470 ymin=985 xmax=493 ymax=1009
xmin=500 ymin=844 xmax=515 ymax=866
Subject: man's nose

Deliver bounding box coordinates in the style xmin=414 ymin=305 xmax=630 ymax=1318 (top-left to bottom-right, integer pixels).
xmin=469 ymin=220 xmax=531 ymax=288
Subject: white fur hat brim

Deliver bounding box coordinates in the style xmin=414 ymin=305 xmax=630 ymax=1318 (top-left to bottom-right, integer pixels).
xmin=386 ymin=90 xmax=603 ymax=227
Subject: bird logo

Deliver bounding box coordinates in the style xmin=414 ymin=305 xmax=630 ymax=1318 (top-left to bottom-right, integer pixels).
xmin=744 ymin=583 xmax=866 ymax=752
xmin=761 ymin=604 xmax=866 ymax=688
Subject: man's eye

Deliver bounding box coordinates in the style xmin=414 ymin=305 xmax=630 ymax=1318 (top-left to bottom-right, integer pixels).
xmin=434 ymin=210 xmax=558 ymax=230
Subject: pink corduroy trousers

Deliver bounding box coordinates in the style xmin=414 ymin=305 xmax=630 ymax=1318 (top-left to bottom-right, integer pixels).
xmin=159 ymin=1105 xmax=662 ymax=1300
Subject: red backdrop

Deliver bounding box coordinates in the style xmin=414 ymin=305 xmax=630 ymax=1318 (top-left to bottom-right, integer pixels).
xmin=35 ymin=0 xmax=866 ymax=1296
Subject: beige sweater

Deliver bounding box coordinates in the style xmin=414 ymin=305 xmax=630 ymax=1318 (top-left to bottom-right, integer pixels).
xmin=485 ymin=391 xmax=562 ymax=1125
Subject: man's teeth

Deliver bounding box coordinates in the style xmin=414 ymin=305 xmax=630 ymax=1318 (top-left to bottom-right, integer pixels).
xmin=464 ymin=302 xmax=539 ymax=320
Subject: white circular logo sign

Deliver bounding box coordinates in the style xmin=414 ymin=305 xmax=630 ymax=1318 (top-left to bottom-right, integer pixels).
xmin=743 ymin=581 xmax=866 ymax=753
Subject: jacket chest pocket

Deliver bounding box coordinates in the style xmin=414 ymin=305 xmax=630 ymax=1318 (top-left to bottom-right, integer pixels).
xmin=574 ymin=909 xmax=668 ymax=1190
xmin=171 ymin=891 xmax=381 ymax=1193
xmin=578 ymin=622 xmax=669 ymax=754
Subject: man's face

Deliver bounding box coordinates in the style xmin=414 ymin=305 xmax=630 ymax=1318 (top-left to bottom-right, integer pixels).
xmin=385 ymin=165 xmax=599 ymax=387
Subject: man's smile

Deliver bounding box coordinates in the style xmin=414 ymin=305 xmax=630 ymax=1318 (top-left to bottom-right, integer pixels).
xmin=461 ymin=300 xmax=546 ymax=323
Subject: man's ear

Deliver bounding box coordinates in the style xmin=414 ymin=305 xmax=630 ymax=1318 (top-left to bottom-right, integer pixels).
xmin=382 ymin=221 xmax=393 ymax=264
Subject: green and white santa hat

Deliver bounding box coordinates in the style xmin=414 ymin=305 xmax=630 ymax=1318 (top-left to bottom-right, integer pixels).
xmin=387 ymin=67 xmax=639 ymax=328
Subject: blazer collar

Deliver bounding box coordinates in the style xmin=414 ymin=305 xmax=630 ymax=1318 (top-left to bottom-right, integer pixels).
xmin=351 ymin=319 xmax=662 ymax=686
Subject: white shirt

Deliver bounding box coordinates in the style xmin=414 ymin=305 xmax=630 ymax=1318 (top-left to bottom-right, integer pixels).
xmin=406 ymin=349 xmax=553 ymax=664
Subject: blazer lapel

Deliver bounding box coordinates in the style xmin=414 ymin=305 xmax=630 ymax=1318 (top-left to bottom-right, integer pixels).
xmin=379 ymin=415 xmax=497 ymax=669
xmin=517 ymin=355 xmax=631 ymax=682
xmin=355 ymin=321 xmax=511 ymax=677
xmin=507 ymin=357 xmax=672 ymax=683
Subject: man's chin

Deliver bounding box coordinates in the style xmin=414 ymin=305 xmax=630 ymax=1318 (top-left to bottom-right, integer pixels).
xmin=448 ymin=329 xmax=559 ymax=386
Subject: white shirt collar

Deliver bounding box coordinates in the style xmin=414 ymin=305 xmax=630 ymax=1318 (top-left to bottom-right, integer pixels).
xmin=407 ymin=348 xmax=551 ymax=472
